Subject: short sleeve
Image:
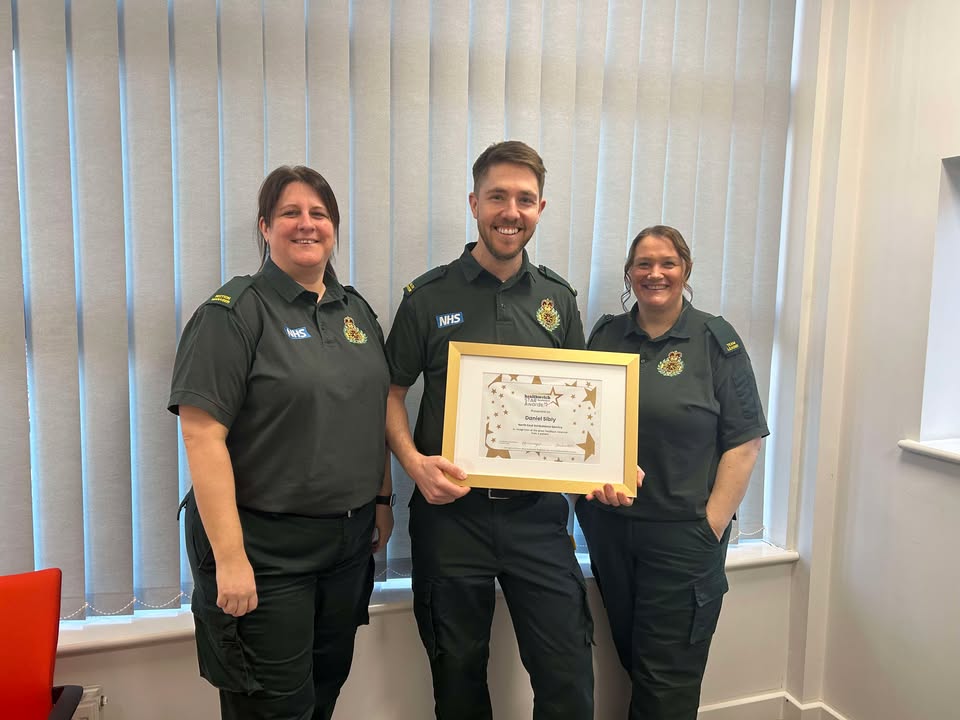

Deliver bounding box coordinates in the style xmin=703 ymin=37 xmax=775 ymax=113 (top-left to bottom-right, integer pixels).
xmin=385 ymin=294 xmax=425 ymax=387
xmin=712 ymin=348 xmax=770 ymax=452
xmin=168 ymin=304 xmax=256 ymax=428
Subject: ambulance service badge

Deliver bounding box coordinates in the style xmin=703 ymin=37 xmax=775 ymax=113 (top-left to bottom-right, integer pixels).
xmin=536 ymin=298 xmax=560 ymax=332
xmin=343 ymin=316 xmax=368 ymax=344
xmin=657 ymin=350 xmax=684 ymax=377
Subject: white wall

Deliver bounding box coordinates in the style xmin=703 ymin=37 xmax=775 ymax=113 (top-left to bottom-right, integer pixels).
xmin=55 ymin=566 xmax=792 ymax=719
xmin=820 ymin=1 xmax=960 ymax=719
xmin=779 ymin=1 xmax=960 ymax=719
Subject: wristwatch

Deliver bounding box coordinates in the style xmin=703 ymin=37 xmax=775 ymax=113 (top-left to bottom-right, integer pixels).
xmin=375 ymin=493 xmax=396 ymax=507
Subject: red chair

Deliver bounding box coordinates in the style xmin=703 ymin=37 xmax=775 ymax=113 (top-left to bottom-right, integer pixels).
xmin=0 ymin=568 xmax=83 ymax=719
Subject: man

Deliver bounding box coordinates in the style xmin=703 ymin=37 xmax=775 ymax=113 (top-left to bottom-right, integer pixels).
xmin=385 ymin=141 xmax=594 ymax=719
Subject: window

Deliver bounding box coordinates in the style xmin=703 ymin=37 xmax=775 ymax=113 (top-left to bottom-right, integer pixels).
xmin=900 ymin=154 xmax=960 ymax=464
xmin=0 ymin=0 xmax=795 ymax=618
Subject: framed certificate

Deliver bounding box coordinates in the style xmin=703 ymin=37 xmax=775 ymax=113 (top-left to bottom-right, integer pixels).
xmin=442 ymin=341 xmax=640 ymax=496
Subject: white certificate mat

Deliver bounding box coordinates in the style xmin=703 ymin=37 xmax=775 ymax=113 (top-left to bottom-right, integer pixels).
xmin=442 ymin=342 xmax=639 ymax=495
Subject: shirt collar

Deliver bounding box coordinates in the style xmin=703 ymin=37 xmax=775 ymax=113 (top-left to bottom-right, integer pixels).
xmin=261 ymin=258 xmax=345 ymax=305
xmin=458 ymin=242 xmax=536 ymax=285
xmin=624 ymin=299 xmax=693 ymax=341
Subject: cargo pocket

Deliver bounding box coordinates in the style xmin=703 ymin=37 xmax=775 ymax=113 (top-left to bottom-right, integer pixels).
xmin=193 ymin=607 xmax=262 ymax=694
xmin=412 ymin=582 xmax=439 ymax=660
xmin=356 ymin=555 xmax=375 ymax=627
xmin=689 ymin=570 xmax=728 ymax=644
xmin=573 ymin=572 xmax=595 ymax=646
xmin=184 ymin=498 xmax=214 ymax=573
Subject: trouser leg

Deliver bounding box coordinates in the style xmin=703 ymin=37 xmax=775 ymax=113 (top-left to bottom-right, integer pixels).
xmin=499 ymin=493 xmax=594 ymax=720
xmin=410 ymin=492 xmax=497 ymax=720
xmin=577 ymin=504 xmax=730 ymax=720
xmin=628 ymin=519 xmax=728 ymax=720
xmin=311 ymin=545 xmax=375 ymax=720
xmin=185 ymin=494 xmax=375 ymax=720
xmin=575 ymin=500 xmax=635 ymax=673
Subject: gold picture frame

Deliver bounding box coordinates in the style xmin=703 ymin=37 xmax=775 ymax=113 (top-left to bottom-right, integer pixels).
xmin=442 ymin=341 xmax=640 ymax=495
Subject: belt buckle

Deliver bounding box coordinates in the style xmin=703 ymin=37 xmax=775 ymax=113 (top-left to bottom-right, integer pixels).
xmin=487 ymin=488 xmax=512 ymax=500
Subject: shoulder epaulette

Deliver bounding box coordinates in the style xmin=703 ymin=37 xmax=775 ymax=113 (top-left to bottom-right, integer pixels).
xmin=402 ymin=266 xmax=447 ymax=297
xmin=587 ymin=314 xmax=616 ymax=346
xmin=343 ymin=285 xmax=378 ymax=318
xmin=705 ymin=316 xmax=744 ymax=357
xmin=536 ymin=264 xmax=577 ymax=296
xmin=204 ymin=275 xmax=254 ymax=309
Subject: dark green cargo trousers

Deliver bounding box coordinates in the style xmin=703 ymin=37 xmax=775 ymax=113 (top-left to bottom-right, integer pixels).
xmin=576 ymin=500 xmax=730 ymax=720
xmin=410 ymin=489 xmax=595 ymax=720
xmin=184 ymin=491 xmax=375 ymax=720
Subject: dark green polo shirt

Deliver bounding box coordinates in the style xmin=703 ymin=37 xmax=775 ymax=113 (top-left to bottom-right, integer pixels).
xmin=386 ymin=243 xmax=585 ymax=456
xmin=169 ymin=259 xmax=389 ymax=516
xmin=587 ymin=300 xmax=769 ymax=521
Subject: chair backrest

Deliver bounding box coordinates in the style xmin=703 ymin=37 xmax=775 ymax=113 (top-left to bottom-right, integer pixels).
xmin=0 ymin=567 xmax=63 ymax=719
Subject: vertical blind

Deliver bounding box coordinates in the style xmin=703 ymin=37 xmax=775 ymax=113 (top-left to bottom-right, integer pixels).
xmin=0 ymin=0 xmax=795 ymax=618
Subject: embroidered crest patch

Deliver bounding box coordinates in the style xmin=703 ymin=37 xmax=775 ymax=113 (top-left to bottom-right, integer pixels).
xmin=536 ymin=298 xmax=560 ymax=332
xmin=657 ymin=350 xmax=684 ymax=377
xmin=343 ymin=316 xmax=368 ymax=344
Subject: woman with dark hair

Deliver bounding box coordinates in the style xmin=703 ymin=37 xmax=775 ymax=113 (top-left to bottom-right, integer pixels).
xmin=169 ymin=166 xmax=393 ymax=720
xmin=577 ymin=225 xmax=769 ymax=719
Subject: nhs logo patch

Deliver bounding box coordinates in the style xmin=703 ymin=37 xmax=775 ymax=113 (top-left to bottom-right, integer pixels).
xmin=284 ymin=326 xmax=312 ymax=340
xmin=436 ymin=311 xmax=464 ymax=329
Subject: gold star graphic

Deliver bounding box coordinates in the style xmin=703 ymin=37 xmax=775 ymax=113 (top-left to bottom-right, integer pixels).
xmin=577 ymin=432 xmax=596 ymax=461
xmin=484 ymin=421 xmax=511 ymax=458
xmin=487 ymin=374 xmax=503 ymax=387
xmin=547 ymin=386 xmax=563 ymax=406
xmin=582 ymin=385 xmax=598 ymax=407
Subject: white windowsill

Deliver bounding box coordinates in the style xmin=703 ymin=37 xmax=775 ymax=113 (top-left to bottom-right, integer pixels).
xmin=898 ymin=438 xmax=960 ymax=465
xmin=57 ymin=541 xmax=798 ymax=656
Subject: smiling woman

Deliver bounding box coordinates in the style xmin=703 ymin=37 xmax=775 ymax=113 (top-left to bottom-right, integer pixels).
xmin=579 ymin=224 xmax=769 ymax=718
xmin=168 ymin=165 xmax=393 ymax=720
xmin=256 ymin=166 xmax=341 ymax=294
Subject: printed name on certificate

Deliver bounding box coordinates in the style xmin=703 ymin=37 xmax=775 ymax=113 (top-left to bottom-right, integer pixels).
xmin=480 ymin=372 xmax=601 ymax=463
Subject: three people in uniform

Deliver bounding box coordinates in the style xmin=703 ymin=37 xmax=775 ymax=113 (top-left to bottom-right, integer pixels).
xmin=170 ymin=149 xmax=767 ymax=720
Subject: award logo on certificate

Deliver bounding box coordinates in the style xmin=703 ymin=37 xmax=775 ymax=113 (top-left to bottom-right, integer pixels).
xmin=480 ymin=373 xmax=601 ymax=463
xmin=442 ymin=342 xmax=639 ymax=496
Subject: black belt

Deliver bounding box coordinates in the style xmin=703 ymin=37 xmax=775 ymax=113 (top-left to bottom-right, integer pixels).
xmin=176 ymin=490 xmax=372 ymax=521
xmin=470 ymin=488 xmax=536 ymax=500
xmin=309 ymin=500 xmax=375 ymax=519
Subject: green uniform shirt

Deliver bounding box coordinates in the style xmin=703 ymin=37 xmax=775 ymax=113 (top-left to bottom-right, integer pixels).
xmin=587 ymin=300 xmax=769 ymax=521
xmin=169 ymin=259 xmax=389 ymax=516
xmin=386 ymin=243 xmax=585 ymax=456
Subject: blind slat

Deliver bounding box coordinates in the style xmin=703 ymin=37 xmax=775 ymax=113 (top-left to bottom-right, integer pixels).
xmin=72 ymin=0 xmax=133 ymax=613
xmin=264 ymin=0 xmax=307 ymax=170
xmin=121 ymin=0 xmax=179 ymax=607
xmin=0 ymin=0 xmax=33 ymax=576
xmin=220 ymin=0 xmax=265 ymax=280
xmin=17 ymin=0 xmax=85 ymax=611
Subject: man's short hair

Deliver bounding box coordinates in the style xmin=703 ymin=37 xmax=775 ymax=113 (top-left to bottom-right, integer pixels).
xmin=472 ymin=141 xmax=546 ymax=196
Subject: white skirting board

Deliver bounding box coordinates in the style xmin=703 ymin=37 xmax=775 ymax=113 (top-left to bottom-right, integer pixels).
xmin=71 ymin=685 xmax=104 ymax=720
xmin=697 ymin=691 xmax=852 ymax=720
